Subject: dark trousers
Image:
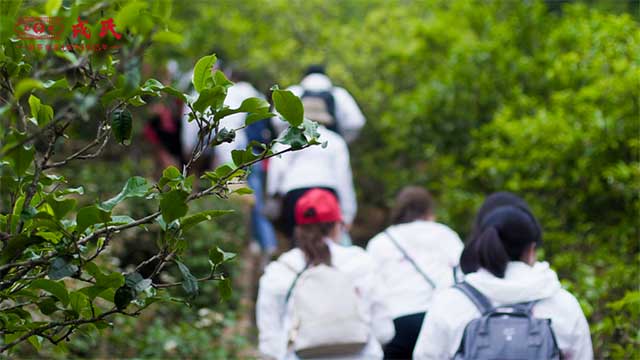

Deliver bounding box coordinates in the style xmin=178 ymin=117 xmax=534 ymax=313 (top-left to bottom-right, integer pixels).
xmin=280 ymin=187 xmax=337 ymax=244
xmin=383 ymin=312 xmax=426 ymax=360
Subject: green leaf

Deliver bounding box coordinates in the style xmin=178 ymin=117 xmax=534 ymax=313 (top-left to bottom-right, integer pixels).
xmin=30 ymin=279 xmax=69 ymax=306
xmin=9 ymin=144 xmax=35 ymax=177
xmin=14 ymin=78 xmax=43 ymax=100
xmin=84 ymin=262 xmax=124 ymax=289
xmin=68 ymin=291 xmax=90 ymax=317
xmin=45 ymin=0 xmax=62 ymax=15
xmin=27 ymin=335 xmax=42 ymax=351
xmin=108 ymin=215 xmax=135 ymax=225
xmin=76 ymin=205 xmax=111 ymax=234
xmin=192 ymin=54 xmax=217 ymax=93
xmin=175 ymin=260 xmax=198 ymax=299
xmin=36 ymin=297 xmax=59 ymax=315
xmin=58 ymin=186 xmax=84 ymax=196
xmin=125 ymin=272 xmax=152 ymax=292
xmin=193 ymin=86 xmax=226 ymax=113
xmin=213 ymin=70 xmax=234 ymax=89
xmin=99 ymin=176 xmax=150 ymax=211
xmin=46 ymin=195 xmax=76 ymax=220
xmin=160 ymin=189 xmax=189 ymax=223
xmin=208 ymin=247 xmax=236 ymax=267
xmin=111 ymin=109 xmax=133 ymax=145
xmin=278 ymin=126 xmax=306 ymax=149
xmin=272 ymin=89 xmax=303 ymax=127
xmin=160 ymin=86 xmax=187 ymax=101
xmin=217 ymin=277 xmax=232 ymax=301
xmin=152 ymin=30 xmax=183 ymax=44
xmin=114 ymin=286 xmax=136 ymax=310
xmin=245 ymin=112 xmax=276 ymax=126
xmin=233 ymin=187 xmax=254 ymax=195
xmin=115 ymin=1 xmax=149 ymax=34
xmin=214 ymin=128 xmax=236 ymax=144
xmin=101 ymin=88 xmax=124 ymax=106
xmin=48 ymin=257 xmax=78 ymax=280
xmin=159 ymin=165 xmax=183 ymax=188
xmin=128 ymin=95 xmax=146 ymax=106
xmin=180 ymin=210 xmax=233 ymax=232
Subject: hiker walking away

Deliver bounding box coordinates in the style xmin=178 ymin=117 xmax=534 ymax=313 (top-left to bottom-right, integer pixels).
xmin=266 ymin=103 xmax=357 ymax=244
xmin=366 ymin=186 xmax=463 ymax=359
xmin=413 ymin=199 xmax=593 ymax=360
xmin=274 ymin=64 xmax=366 ymax=144
xmin=182 ymin=61 xmax=278 ymax=255
xmin=256 ymin=189 xmax=394 ymax=359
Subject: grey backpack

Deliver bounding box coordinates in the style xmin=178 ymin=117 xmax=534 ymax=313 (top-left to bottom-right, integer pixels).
xmin=454 ymin=282 xmax=561 ymax=360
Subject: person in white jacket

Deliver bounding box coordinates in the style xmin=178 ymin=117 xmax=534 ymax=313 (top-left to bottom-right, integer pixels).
xmin=272 ymin=64 xmax=366 ymax=144
xmin=181 ymin=73 xmax=263 ymax=167
xmin=366 ymin=186 xmax=463 ymax=359
xmin=267 ymin=122 xmax=357 ymax=241
xmin=413 ymin=203 xmax=593 ymax=360
xmin=256 ymin=189 xmax=394 ymax=359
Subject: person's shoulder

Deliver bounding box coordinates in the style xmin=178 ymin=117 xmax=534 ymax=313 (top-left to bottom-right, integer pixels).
xmin=429 ymin=285 xmax=477 ymax=318
xmin=542 ymin=287 xmax=585 ymax=315
xmin=365 ymin=231 xmax=388 ymax=252
xmin=262 ymin=249 xmax=304 ymax=280
xmin=333 ymin=244 xmax=375 ymax=269
xmin=331 ymin=86 xmax=354 ymax=98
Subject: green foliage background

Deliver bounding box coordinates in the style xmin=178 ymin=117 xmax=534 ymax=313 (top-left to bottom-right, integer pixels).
xmin=160 ymin=0 xmax=639 ymax=357
xmin=2 ymin=0 xmax=638 ymax=357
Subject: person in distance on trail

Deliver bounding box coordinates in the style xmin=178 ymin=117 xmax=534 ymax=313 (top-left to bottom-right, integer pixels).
xmin=266 ymin=100 xmax=357 ymax=244
xmin=413 ymin=195 xmax=593 ymax=360
xmin=366 ymin=186 xmax=463 ymax=359
xmin=273 ymin=64 xmax=366 ymax=144
xmin=256 ymin=189 xmax=394 ymax=359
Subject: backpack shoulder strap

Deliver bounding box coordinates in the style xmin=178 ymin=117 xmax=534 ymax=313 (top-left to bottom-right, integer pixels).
xmin=454 ymin=282 xmax=493 ymax=315
xmin=283 ymin=261 xmax=309 ymax=304
xmin=384 ymin=230 xmax=437 ymax=289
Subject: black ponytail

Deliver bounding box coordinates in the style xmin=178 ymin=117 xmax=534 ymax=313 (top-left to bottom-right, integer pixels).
xmin=466 ymin=205 xmax=541 ymax=278
xmin=475 ymin=226 xmax=510 ymax=278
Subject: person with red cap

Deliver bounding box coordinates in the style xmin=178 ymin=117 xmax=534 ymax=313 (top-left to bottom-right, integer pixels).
xmin=256 ymin=189 xmax=394 ymax=359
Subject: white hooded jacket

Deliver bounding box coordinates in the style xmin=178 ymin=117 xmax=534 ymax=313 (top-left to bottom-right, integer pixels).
xmin=412 ymin=261 xmax=593 ymax=360
xmin=266 ymin=125 xmax=357 ymax=225
xmin=256 ymin=240 xmax=395 ymax=360
xmin=366 ymin=221 xmax=463 ymax=319
xmin=273 ymin=73 xmax=366 ymax=143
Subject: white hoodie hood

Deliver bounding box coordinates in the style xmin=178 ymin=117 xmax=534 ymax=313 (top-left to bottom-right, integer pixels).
xmin=300 ymin=73 xmax=333 ymax=91
xmin=465 ymin=261 xmax=562 ymax=305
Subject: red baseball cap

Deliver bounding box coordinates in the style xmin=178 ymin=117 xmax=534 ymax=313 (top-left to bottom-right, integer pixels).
xmin=295 ymin=189 xmax=342 ymax=225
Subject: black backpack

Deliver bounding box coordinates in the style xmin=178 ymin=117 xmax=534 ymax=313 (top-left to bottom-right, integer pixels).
xmin=454 ymin=282 xmax=561 ymax=360
xmin=301 ymin=89 xmax=339 ymax=134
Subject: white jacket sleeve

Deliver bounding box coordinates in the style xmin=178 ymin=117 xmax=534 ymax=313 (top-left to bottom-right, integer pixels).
xmin=369 ymin=273 xmax=395 ymax=345
xmin=413 ymin=297 xmax=454 ymax=360
xmin=256 ymin=277 xmax=287 ymax=359
xmin=333 ymin=87 xmax=365 ymax=143
xmin=565 ymin=309 xmax=594 ymax=360
xmin=334 ymin=139 xmax=357 ymax=225
xmin=266 ymin=150 xmax=287 ymax=196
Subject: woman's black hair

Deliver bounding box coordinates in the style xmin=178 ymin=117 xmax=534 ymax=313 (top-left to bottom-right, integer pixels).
xmin=460 ymin=192 xmax=542 ymax=274
xmin=468 ymin=205 xmax=541 ymax=278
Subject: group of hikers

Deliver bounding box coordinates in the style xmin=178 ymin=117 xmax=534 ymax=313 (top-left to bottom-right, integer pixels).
xmin=145 ymin=61 xmax=593 ymax=359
